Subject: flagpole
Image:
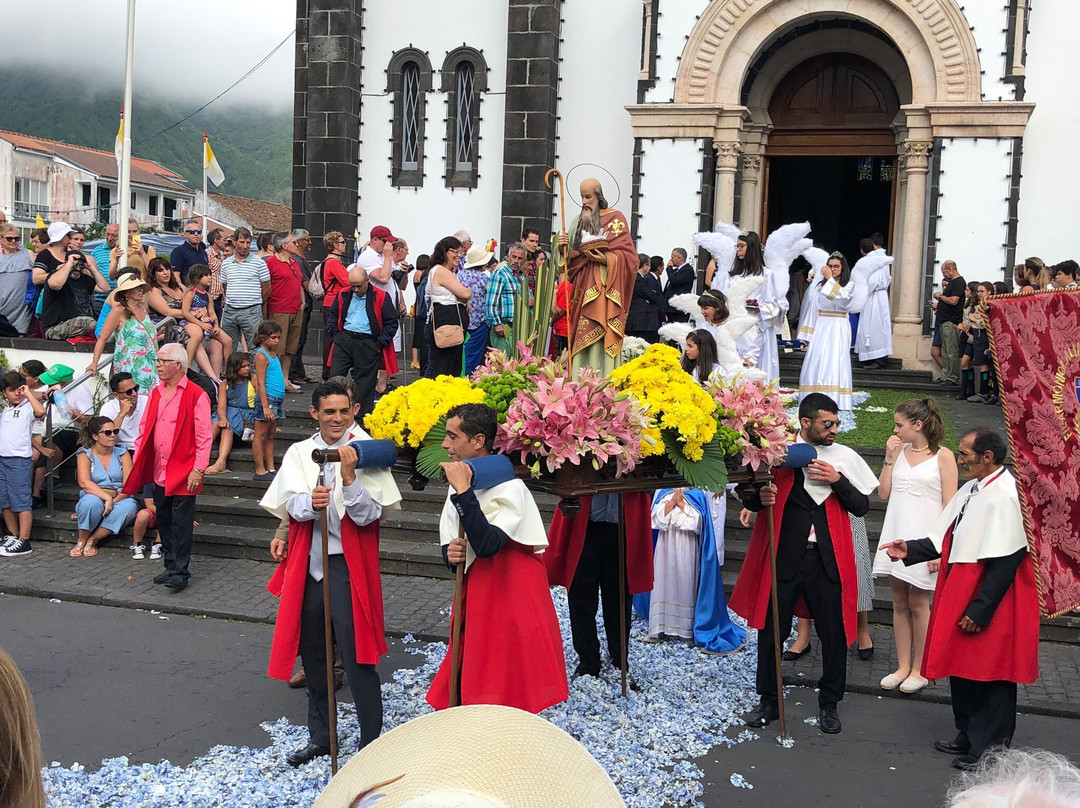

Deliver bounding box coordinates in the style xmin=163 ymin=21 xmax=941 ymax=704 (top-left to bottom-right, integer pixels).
xmin=117 ymin=0 xmax=136 ymax=270
xmin=202 ymin=136 xmax=208 ymax=240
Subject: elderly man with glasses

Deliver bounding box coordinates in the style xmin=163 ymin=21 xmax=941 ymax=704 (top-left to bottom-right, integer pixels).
xmin=123 ymin=344 xmax=212 ymax=591
xmin=170 ymin=218 xmax=209 ymax=286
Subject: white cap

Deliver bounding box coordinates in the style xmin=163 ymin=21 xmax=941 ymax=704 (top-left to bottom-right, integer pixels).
xmin=47 ymin=222 xmax=73 ymax=244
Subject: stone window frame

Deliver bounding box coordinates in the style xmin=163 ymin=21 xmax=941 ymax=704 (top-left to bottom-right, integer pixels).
xmin=387 ymin=47 xmax=433 ymax=188
xmin=441 ymin=46 xmax=488 ymax=189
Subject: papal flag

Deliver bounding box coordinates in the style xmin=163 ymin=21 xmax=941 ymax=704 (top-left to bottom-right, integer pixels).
xmin=204 ymin=132 xmax=225 ymax=187
xmin=114 ymin=106 xmax=124 ymax=166
xmin=987 ymin=288 xmax=1080 ymax=616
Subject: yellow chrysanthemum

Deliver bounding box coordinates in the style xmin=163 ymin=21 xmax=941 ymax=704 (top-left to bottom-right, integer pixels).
xmin=364 ymin=376 xmax=485 ymax=448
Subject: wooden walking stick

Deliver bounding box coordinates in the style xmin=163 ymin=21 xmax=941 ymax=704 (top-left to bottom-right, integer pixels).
xmin=545 ymin=168 xmax=575 ymax=370
xmin=448 ymin=526 xmax=466 ymax=707
xmin=617 ymin=493 xmax=629 ymax=697
xmin=765 ymin=499 xmax=788 ymax=738
xmin=316 ymin=460 xmax=340 ymax=774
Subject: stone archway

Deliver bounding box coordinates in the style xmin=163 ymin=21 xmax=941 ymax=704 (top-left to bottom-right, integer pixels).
xmin=674 ymin=0 xmax=982 ymax=107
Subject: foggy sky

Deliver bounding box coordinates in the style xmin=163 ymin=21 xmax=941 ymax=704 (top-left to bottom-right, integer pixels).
xmin=2 ymin=0 xmax=296 ymax=111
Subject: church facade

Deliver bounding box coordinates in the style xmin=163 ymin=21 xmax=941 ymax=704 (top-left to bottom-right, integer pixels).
xmin=291 ymin=0 xmax=1075 ymax=366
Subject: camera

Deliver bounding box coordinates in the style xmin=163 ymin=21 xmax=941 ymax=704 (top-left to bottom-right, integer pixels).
xmin=391 ymin=268 xmax=409 ymax=284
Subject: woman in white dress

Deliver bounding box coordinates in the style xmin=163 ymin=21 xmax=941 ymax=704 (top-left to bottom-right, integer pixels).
xmin=798 ymin=251 xmax=854 ymax=411
xmin=872 ymin=398 xmax=958 ymax=693
xmin=797 ymin=266 xmax=823 ymax=346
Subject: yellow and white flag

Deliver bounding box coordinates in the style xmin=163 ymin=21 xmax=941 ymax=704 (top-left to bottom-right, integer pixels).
xmin=114 ymin=107 xmax=124 ymax=165
xmin=203 ymin=132 xmax=225 ymax=187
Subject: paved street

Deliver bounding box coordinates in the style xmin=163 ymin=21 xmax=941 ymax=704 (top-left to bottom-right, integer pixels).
xmin=5 ymin=594 xmax=1078 ymax=808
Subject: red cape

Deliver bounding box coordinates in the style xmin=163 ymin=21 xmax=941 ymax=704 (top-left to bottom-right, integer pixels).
xmin=545 ymin=493 xmax=653 ymax=595
xmin=923 ymin=525 xmax=1040 ymax=683
xmin=427 ymin=542 xmax=568 ymax=713
xmin=728 ymin=468 xmax=859 ymax=646
xmin=266 ymin=516 xmax=387 ymax=680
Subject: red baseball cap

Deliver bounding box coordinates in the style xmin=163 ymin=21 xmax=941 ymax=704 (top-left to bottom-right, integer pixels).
xmin=370 ymin=225 xmax=396 ymax=242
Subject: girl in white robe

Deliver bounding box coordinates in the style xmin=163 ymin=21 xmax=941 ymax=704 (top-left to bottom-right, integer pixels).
xmin=798 ymin=251 xmax=855 ymax=411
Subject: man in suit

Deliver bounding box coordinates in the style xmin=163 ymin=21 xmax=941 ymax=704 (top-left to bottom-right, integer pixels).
xmin=730 ymin=393 xmax=879 ymax=734
xmin=626 ymin=253 xmax=663 ymax=343
xmin=663 ymin=247 xmax=695 ymax=322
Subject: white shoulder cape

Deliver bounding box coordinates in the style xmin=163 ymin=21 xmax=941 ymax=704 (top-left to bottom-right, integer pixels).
xmin=801 ymin=439 xmax=879 ymax=505
xmin=927 ymin=468 xmax=1027 ymax=563
xmin=259 ymin=425 xmax=402 ymax=521
xmin=440 ymin=477 xmax=547 ymax=572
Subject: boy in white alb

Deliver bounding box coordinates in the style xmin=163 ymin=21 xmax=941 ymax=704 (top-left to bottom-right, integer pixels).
xmin=0 ymin=371 xmax=47 ymax=556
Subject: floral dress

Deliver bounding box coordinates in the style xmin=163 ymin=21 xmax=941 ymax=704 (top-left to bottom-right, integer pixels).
xmin=113 ymin=314 xmax=158 ymax=392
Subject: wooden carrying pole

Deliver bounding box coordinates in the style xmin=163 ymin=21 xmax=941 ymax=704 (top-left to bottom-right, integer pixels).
xmin=317 ymin=463 xmax=339 ymax=774
xmin=765 ymin=503 xmax=788 ymax=736
xmin=448 ymin=526 xmax=466 ymax=707
xmin=617 ymin=494 xmax=629 ymax=697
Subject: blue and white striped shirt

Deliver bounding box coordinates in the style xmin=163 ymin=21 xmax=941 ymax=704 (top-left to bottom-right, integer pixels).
xmin=221 ymin=254 xmax=269 ymax=308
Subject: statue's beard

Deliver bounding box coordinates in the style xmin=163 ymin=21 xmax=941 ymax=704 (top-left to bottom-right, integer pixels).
xmin=575 ymin=204 xmax=602 ymax=244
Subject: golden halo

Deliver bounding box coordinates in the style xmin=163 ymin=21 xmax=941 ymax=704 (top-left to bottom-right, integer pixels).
xmin=564 ymin=163 xmax=622 ymax=209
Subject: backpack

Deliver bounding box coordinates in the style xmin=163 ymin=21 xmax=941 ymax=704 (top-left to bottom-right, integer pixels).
xmin=307 ymin=259 xmax=327 ymax=299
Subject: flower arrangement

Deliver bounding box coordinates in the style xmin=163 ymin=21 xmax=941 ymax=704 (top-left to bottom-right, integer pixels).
xmin=608 ymin=344 xmax=718 ymax=462
xmin=705 ymin=376 xmax=795 ymax=470
xmin=364 ymin=375 xmax=485 ymax=449
xmin=619 ymin=336 xmax=650 ymax=364
xmin=497 ymin=364 xmax=648 ymax=477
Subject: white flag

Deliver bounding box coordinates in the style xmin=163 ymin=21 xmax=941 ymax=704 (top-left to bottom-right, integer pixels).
xmin=114 ymin=107 xmax=124 ymax=166
xmin=203 ymin=132 xmax=225 ymax=187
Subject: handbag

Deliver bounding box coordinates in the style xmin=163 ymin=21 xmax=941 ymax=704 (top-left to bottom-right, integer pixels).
xmin=431 ymin=301 xmax=466 ymax=348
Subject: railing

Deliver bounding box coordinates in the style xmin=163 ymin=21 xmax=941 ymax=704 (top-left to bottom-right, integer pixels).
xmin=43 ymin=317 xmax=176 ymax=516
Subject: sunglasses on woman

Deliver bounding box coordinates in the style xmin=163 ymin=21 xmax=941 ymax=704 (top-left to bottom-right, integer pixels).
xmin=97 ymin=429 xmax=120 ymax=437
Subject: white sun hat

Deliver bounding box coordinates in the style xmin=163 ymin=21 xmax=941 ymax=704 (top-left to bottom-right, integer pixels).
xmin=314 ymin=705 xmax=624 ymax=808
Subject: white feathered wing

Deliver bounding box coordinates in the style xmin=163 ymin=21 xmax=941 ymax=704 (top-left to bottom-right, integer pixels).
xmin=693 ymin=221 xmax=740 ymax=293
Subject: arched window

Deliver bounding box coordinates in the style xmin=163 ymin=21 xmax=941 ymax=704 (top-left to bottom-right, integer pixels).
xmin=442 ymin=47 xmax=488 ymax=189
xmin=387 ymin=48 xmax=432 ymax=188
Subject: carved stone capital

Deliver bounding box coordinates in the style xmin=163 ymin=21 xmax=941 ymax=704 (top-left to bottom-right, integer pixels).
xmin=741 ymin=154 xmax=762 ymax=181
xmin=903 ymin=141 xmax=933 ymax=172
xmin=715 ymin=141 xmax=743 ymax=171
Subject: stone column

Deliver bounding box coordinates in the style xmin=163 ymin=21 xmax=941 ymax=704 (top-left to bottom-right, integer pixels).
xmin=739 ymin=154 xmax=762 ymax=231
xmin=714 ymin=142 xmax=742 ymax=223
xmin=893 ymin=141 xmax=932 ymax=359
xmin=890 ymin=153 xmax=908 ymax=318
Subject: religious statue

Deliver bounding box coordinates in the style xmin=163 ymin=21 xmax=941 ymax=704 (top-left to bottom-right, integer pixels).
xmin=557 ymin=178 xmax=638 ymax=375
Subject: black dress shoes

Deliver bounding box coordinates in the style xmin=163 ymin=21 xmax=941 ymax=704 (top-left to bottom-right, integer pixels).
xmin=951 ymin=754 xmax=980 ymax=771
xmin=782 ymin=644 xmax=811 ymax=661
xmin=933 ymin=739 xmax=970 ymax=755
xmin=819 ymin=707 xmax=842 ymax=734
xmin=164 ymin=575 xmax=188 ymax=590
xmin=153 ymin=571 xmax=171 ymax=584
xmin=858 ymin=644 xmax=875 ymax=661
xmin=741 ymin=701 xmax=780 ymax=727
xmin=286 ymin=742 xmax=330 ymax=767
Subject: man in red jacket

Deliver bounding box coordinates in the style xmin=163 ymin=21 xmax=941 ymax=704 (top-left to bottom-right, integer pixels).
xmin=881 ymin=428 xmax=1039 ymax=771
xmin=124 ymin=343 xmax=212 ymax=591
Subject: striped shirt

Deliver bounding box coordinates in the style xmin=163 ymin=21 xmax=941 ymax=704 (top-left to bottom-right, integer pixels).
xmin=485 ymin=261 xmax=520 ymax=327
xmin=220 ymin=253 xmax=269 ymax=308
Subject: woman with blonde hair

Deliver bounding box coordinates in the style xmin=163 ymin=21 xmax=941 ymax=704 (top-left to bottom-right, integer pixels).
xmin=1018 ymin=256 xmax=1051 ymax=294
xmin=0 ymin=646 xmax=46 ymax=808
xmin=872 ymin=397 xmax=958 ymax=693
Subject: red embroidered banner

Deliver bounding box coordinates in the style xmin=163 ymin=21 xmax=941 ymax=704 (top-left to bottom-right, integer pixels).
xmin=987 ymin=290 xmax=1080 ymax=617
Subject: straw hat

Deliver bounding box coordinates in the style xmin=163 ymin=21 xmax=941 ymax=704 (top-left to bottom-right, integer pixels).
xmin=314 ymin=705 xmax=624 ymax=808
xmin=115 ymin=275 xmax=149 ymax=294
xmin=462 ymin=243 xmax=494 ymax=270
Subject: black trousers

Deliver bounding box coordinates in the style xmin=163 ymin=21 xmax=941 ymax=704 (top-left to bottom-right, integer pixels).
xmin=329 ymin=331 xmax=381 ymax=418
xmin=153 ymin=486 xmax=196 ymax=580
xmin=291 ymin=293 xmax=313 ymax=381
xmin=567 ymin=520 xmax=631 ymax=674
xmin=949 ymin=676 xmax=1017 ymax=757
xmin=299 ymin=556 xmax=382 ymax=749
xmin=756 ymin=544 xmax=847 ymax=709
xmin=425 ymin=322 xmax=464 ymax=378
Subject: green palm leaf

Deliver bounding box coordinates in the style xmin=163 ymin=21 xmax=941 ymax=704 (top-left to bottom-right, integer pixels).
xmin=415 ymin=415 xmax=450 ymax=479
xmin=662 ymin=430 xmax=729 ymax=492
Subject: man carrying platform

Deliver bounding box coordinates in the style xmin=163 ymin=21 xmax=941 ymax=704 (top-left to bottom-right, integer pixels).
xmin=426 ymin=403 xmax=568 ymax=713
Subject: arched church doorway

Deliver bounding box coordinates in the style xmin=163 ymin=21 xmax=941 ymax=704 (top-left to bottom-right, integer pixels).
xmin=763 ymin=53 xmax=900 ymax=263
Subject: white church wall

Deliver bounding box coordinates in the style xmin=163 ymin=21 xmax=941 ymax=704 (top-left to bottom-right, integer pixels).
xmin=1015 ymin=0 xmax=1080 ymax=263
xmin=635 ymin=138 xmax=705 ymax=259
xmin=556 ymin=1 xmax=641 ymax=233
xmin=932 ymin=138 xmax=1013 ymax=285
xmin=644 ymin=0 xmax=710 ymax=105
xmin=961 ymin=2 xmax=1012 ymax=101
xmin=357 ymin=1 xmax=508 ymax=262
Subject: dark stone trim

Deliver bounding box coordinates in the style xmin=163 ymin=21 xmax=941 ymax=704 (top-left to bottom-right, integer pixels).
xmin=921 ymin=137 xmax=944 ymax=334
xmin=630 ymin=137 xmax=644 ymax=241
xmin=442 ymin=46 xmax=488 ymax=189
xmin=697 ymin=138 xmax=716 ymax=292
xmin=1004 ymin=0 xmax=1029 ymax=100
xmin=387 ymin=47 xmax=433 ymax=188
xmin=1004 ymin=136 xmax=1024 ymax=286
xmin=637 ymin=0 xmax=660 ymax=103
xmin=500 ymin=1 xmax=561 ymax=249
